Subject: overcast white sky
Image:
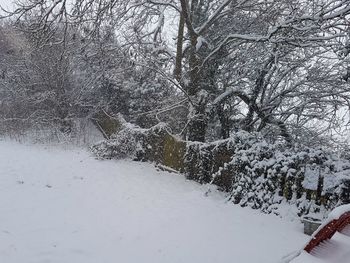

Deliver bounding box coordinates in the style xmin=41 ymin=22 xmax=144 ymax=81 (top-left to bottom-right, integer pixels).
xmin=0 ymin=0 xmax=14 ymax=12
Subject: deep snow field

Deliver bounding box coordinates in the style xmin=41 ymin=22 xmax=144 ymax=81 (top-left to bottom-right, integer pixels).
xmin=0 ymin=140 xmax=309 ymax=263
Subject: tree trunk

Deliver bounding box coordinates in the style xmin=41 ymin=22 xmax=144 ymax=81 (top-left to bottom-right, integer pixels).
xmin=217 ymin=104 xmax=230 ymax=139
xmin=174 ymin=14 xmax=184 ymax=82
xmin=187 ymin=105 xmax=207 ymax=142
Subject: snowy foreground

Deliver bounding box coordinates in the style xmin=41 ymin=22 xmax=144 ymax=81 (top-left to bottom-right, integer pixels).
xmin=0 ymin=140 xmax=310 ymax=263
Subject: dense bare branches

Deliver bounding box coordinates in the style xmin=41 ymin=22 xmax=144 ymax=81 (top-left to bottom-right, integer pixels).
xmin=1 ymin=0 xmax=350 ymax=146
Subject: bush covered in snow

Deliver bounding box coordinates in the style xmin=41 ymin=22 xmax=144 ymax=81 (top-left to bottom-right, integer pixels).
xmin=91 ymin=115 xmax=170 ymax=161
xmin=185 ymin=131 xmax=350 ymax=216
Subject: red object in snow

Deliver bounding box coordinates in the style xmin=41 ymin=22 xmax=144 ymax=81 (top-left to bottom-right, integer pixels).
xmin=304 ymin=211 xmax=350 ymax=253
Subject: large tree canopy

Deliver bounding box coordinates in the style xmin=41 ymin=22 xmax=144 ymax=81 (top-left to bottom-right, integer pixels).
xmin=1 ymin=0 xmax=350 ymax=146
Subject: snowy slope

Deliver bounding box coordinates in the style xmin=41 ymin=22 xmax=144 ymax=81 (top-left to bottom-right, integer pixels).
xmin=0 ymin=140 xmax=308 ymax=263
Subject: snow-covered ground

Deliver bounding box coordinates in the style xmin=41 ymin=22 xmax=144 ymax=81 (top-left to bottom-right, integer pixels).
xmin=0 ymin=140 xmax=309 ymax=263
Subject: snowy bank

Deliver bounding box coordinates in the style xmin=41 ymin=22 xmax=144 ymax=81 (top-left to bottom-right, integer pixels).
xmin=0 ymin=140 xmax=308 ymax=263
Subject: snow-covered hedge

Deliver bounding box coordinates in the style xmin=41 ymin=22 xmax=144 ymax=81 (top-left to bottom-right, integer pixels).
xmin=207 ymin=132 xmax=350 ymax=216
xmin=91 ymin=121 xmax=350 ymax=217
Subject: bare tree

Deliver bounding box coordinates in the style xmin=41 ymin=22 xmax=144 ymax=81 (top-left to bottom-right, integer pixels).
xmin=2 ymin=0 xmax=350 ymax=145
